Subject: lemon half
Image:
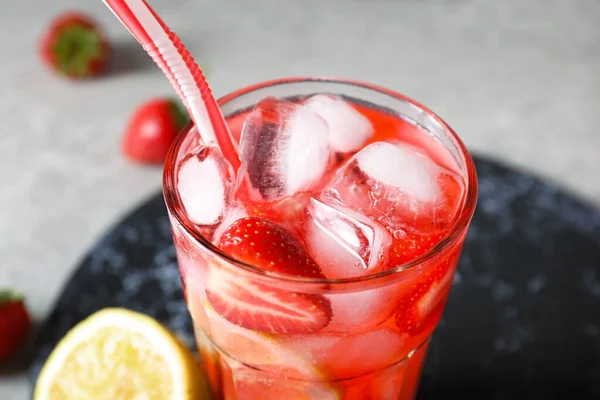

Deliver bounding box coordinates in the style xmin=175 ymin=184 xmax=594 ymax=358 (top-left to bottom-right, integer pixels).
xmin=33 ymin=308 xmax=208 ymax=400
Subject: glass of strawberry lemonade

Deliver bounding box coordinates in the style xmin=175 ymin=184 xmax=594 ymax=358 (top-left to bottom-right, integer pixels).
xmin=163 ymin=78 xmax=478 ymax=399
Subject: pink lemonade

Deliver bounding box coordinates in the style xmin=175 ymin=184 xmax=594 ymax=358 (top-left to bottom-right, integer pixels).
xmin=163 ymin=78 xmax=477 ymax=399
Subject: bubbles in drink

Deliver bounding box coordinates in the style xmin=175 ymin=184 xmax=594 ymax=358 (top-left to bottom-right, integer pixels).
xmin=236 ymin=97 xmax=332 ymax=201
xmin=304 ymin=94 xmax=374 ymax=153
xmin=324 ymin=141 xmax=465 ymax=233
xmin=177 ymin=145 xmax=234 ymax=226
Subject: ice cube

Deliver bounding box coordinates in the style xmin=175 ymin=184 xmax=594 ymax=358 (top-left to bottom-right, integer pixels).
xmin=325 ymin=141 xmax=464 ymax=231
xmin=290 ymin=329 xmax=406 ymax=379
xmin=177 ymin=145 xmax=234 ymax=226
xmin=304 ymin=94 xmax=374 ymax=153
xmin=237 ymin=97 xmax=332 ymax=201
xmin=324 ymin=285 xmax=402 ymax=332
xmin=284 ymin=334 xmax=340 ymax=368
xmin=358 ymin=141 xmax=438 ymax=202
xmin=329 ymin=328 xmax=406 ymax=378
xmin=305 ymin=198 xmax=391 ymax=278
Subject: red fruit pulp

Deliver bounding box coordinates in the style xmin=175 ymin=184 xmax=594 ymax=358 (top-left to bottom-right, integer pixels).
xmin=172 ymin=97 xmax=468 ymax=399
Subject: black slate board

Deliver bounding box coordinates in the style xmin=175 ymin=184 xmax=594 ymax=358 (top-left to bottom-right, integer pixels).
xmin=29 ymin=157 xmax=600 ymax=399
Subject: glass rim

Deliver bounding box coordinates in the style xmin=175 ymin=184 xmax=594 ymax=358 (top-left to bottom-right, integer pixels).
xmin=163 ymin=76 xmax=478 ymax=288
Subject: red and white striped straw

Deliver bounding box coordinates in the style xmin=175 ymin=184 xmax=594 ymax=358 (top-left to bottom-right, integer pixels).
xmin=103 ymin=0 xmax=240 ymax=171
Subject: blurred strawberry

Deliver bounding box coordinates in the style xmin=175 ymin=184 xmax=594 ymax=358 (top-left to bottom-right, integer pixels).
xmin=122 ymin=98 xmax=189 ymax=164
xmin=40 ymin=12 xmax=111 ymax=79
xmin=0 ymin=290 xmax=32 ymax=365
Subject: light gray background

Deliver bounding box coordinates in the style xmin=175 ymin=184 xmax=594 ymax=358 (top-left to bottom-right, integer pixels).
xmin=1 ymin=0 xmax=598 ymax=398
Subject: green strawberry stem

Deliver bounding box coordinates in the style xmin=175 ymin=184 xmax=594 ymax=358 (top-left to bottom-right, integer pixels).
xmin=54 ymin=25 xmax=103 ymax=77
xmin=0 ymin=290 xmax=24 ymax=304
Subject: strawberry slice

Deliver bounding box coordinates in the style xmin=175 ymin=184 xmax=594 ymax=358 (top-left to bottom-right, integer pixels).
xmin=389 ymin=231 xmax=445 ymax=268
xmin=206 ymin=217 xmax=331 ymax=334
xmin=217 ymin=217 xmax=324 ymax=278
xmin=394 ymin=251 xmax=457 ymax=336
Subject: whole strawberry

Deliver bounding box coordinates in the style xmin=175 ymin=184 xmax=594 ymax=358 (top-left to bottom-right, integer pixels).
xmin=40 ymin=12 xmax=111 ymax=79
xmin=0 ymin=290 xmax=32 ymax=364
xmin=122 ymin=98 xmax=189 ymax=164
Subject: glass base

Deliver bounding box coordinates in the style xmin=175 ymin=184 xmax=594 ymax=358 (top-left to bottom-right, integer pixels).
xmin=194 ymin=325 xmax=430 ymax=400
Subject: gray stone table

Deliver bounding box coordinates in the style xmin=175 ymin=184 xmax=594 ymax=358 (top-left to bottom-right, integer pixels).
xmin=0 ymin=0 xmax=598 ymax=398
